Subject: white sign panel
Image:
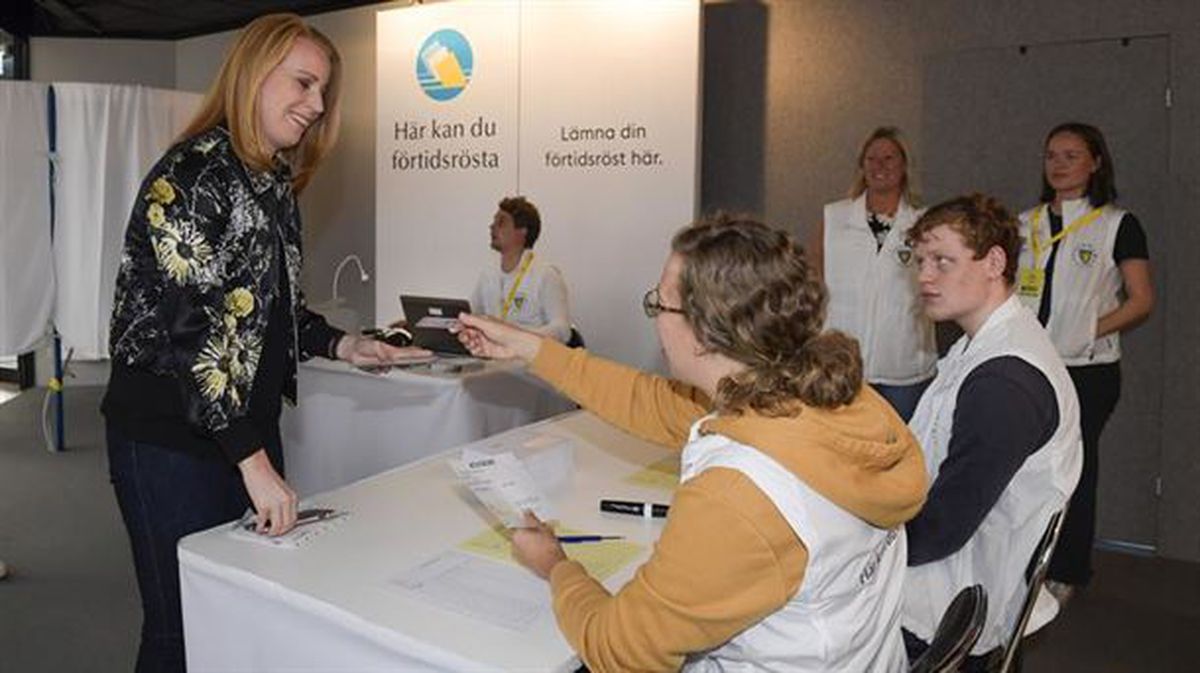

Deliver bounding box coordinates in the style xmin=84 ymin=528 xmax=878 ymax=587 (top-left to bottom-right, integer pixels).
xmin=519 ymin=0 xmax=701 ymax=369
xmin=377 ymin=1 xmax=700 ymax=369
xmin=376 ymin=3 xmax=519 ymax=315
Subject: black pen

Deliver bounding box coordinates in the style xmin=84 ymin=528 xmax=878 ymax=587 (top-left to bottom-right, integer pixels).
xmin=557 ymin=535 xmax=624 ymax=544
xmin=600 ymin=499 xmax=669 ymax=518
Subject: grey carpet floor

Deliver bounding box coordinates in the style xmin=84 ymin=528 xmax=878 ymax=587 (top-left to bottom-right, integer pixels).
xmin=1 ymin=386 xmax=138 ymax=672
xmin=1 ymin=385 xmax=1197 ymax=672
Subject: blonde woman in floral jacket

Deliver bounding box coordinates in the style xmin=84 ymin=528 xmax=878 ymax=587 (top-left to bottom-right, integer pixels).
xmin=101 ymin=15 xmax=427 ymax=672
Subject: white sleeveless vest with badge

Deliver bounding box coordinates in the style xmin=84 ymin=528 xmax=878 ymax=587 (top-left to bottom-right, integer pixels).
xmin=824 ymin=195 xmax=936 ymax=385
xmin=1017 ymin=199 xmax=1126 ymax=366
xmin=680 ymin=420 xmax=908 ymax=672
xmin=473 ymin=250 xmax=562 ymax=331
xmin=903 ymin=296 xmax=1082 ymax=654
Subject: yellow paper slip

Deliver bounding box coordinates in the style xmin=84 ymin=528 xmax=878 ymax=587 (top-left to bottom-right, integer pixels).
xmin=623 ymin=456 xmax=680 ymax=492
xmin=459 ymin=525 xmax=644 ymax=582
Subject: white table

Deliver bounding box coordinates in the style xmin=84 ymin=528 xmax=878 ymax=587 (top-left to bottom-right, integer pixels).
xmin=281 ymin=358 xmax=576 ymax=496
xmin=180 ymin=411 xmax=675 ymax=672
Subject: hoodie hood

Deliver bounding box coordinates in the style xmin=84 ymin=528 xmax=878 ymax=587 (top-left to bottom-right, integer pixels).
xmin=701 ymin=385 xmax=927 ymax=528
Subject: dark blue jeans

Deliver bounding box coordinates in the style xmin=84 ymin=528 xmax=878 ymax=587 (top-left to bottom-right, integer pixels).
xmin=107 ymin=426 xmax=279 ymax=673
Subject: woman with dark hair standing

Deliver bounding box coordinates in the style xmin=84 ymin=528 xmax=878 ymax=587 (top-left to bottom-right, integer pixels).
xmin=102 ymin=14 xmax=427 ymax=672
xmin=1017 ymin=122 xmax=1155 ymax=604
xmin=456 ymin=215 xmax=926 ymax=672
xmin=814 ymin=127 xmax=936 ymax=421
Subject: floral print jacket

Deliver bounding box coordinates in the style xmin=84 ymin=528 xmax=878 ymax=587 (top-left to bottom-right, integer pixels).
xmin=108 ymin=126 xmax=341 ymax=453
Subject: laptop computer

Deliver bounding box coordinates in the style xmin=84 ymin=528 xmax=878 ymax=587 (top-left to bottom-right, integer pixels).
xmin=399 ymin=294 xmax=473 ymax=356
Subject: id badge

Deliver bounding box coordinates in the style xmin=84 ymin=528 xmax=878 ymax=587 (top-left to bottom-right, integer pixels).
xmin=1017 ymin=267 xmax=1045 ymax=300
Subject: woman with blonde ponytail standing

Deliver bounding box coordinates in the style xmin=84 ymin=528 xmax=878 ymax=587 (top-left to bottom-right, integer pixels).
xmin=455 ymin=215 xmax=927 ymax=672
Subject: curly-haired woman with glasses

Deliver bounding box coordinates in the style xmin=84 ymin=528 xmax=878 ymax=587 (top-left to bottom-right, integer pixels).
xmin=455 ymin=215 xmax=926 ymax=672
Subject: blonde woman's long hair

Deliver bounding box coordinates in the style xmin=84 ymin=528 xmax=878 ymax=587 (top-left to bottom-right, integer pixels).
xmin=179 ymin=13 xmax=342 ymax=192
xmin=848 ymin=126 xmax=919 ymax=205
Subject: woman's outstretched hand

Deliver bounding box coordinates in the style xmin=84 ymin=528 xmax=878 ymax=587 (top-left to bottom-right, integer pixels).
xmin=453 ymin=313 xmax=543 ymax=363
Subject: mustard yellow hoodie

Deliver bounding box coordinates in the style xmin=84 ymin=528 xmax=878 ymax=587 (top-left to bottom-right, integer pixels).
xmin=531 ymin=340 xmax=927 ymax=672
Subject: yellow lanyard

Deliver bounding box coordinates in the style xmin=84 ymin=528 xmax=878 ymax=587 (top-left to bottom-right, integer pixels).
xmin=1029 ymin=204 xmax=1105 ymax=269
xmin=500 ymin=251 xmax=535 ymax=320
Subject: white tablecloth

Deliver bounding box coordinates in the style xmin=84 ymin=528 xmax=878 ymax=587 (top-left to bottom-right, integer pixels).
xmin=281 ymin=358 xmax=576 ymax=496
xmin=180 ymin=411 xmax=675 ymax=672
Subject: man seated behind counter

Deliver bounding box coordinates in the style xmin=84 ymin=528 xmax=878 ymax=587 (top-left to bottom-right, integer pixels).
xmin=471 ymin=196 xmax=572 ymax=343
xmin=901 ymin=194 xmax=1082 ymax=670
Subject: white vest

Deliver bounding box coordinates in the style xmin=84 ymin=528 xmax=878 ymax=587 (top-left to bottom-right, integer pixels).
xmin=824 ymin=196 xmax=936 ymax=385
xmin=903 ymin=296 xmax=1082 ymax=653
xmin=471 ymin=250 xmax=566 ymax=333
xmin=680 ymin=420 xmax=907 ymax=672
xmin=1017 ymin=200 xmax=1126 ymax=366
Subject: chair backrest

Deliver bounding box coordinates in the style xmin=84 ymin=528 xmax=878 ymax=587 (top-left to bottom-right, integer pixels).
xmin=566 ymin=326 xmax=586 ymax=349
xmin=909 ymin=584 xmax=988 ymax=673
xmin=998 ymin=509 xmax=1066 ymax=673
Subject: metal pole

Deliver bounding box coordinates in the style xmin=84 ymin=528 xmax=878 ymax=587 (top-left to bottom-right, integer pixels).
xmin=48 ymin=85 xmax=64 ymax=451
xmin=52 ymin=333 xmax=64 ymax=451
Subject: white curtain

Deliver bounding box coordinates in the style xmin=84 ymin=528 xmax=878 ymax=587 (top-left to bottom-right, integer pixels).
xmin=0 ymin=81 xmax=54 ymax=356
xmin=52 ymin=83 xmax=202 ymax=359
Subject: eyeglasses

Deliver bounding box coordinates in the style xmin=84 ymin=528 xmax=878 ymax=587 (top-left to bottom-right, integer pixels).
xmin=643 ymin=286 xmax=686 ymax=318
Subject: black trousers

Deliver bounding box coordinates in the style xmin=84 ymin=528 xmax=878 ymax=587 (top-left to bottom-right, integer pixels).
xmin=1047 ymin=362 xmax=1121 ymax=586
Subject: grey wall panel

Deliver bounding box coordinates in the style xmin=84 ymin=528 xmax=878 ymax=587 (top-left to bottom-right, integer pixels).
xmin=1157 ymin=32 xmax=1200 ymax=563
xmin=701 ymin=1 xmax=767 ymax=217
xmin=756 ymin=0 xmax=922 ymax=236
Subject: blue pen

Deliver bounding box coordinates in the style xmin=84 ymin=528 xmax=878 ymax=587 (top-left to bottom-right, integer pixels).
xmin=557 ymin=535 xmax=624 ymax=544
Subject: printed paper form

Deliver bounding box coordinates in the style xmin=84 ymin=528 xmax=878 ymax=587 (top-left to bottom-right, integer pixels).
xmin=459 ymin=525 xmax=644 ymax=582
xmin=623 ymin=456 xmax=680 ymax=492
xmin=449 ymin=450 xmax=555 ymax=527
xmin=392 ymin=551 xmax=548 ymax=631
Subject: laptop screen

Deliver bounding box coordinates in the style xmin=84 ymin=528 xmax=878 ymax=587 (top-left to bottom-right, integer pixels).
xmin=398 ymin=295 xmax=473 ymax=355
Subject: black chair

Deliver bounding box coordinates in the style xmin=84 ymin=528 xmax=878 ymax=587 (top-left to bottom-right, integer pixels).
xmin=997 ymin=509 xmax=1066 ymax=673
xmin=909 ymin=584 xmax=988 ymax=673
xmin=566 ymin=326 xmax=586 ymax=349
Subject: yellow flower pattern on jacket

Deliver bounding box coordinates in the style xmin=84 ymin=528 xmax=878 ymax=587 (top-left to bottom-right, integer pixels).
xmin=225 ymin=288 xmax=254 ymax=318
xmin=152 ymin=219 xmax=213 ymax=285
xmin=192 ymin=331 xmax=236 ymax=405
xmin=147 ymin=177 xmax=176 ymax=205
xmin=197 ymin=287 xmax=264 ymax=405
xmin=147 ymin=202 xmax=166 ymax=228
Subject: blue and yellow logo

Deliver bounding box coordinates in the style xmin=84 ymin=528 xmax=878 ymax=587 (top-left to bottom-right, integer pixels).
xmin=416 ymin=29 xmax=473 ymax=101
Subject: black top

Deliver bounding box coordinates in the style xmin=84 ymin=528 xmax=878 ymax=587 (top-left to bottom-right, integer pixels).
xmin=867 ymin=212 xmax=893 ymax=253
xmin=1036 ymin=210 xmax=1149 ymax=325
xmin=906 ymin=356 xmax=1059 ymax=566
